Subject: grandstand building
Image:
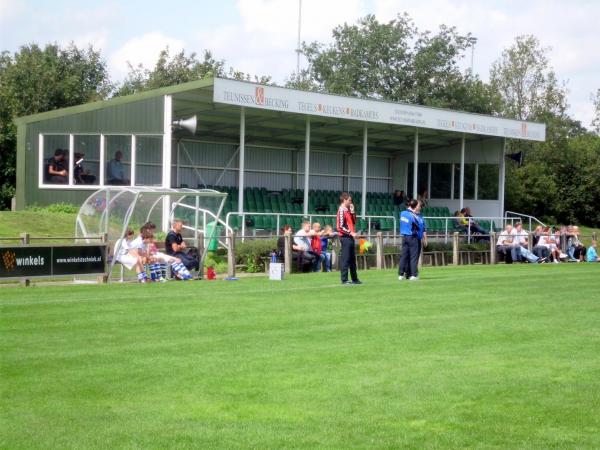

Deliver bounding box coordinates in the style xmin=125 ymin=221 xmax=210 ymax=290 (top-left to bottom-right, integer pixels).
xmin=14 ymin=77 xmax=545 ymax=232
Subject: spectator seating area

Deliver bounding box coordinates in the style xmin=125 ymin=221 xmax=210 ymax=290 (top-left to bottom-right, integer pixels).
xmin=183 ymin=185 xmax=500 ymax=234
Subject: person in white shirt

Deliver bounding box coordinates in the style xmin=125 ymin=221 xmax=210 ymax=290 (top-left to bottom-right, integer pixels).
xmin=535 ymin=227 xmax=561 ymax=263
xmin=293 ymin=221 xmax=317 ymax=271
xmin=114 ymin=229 xmax=147 ymax=282
xmin=510 ymin=222 xmax=542 ymax=263
xmin=496 ymin=224 xmax=513 ymax=263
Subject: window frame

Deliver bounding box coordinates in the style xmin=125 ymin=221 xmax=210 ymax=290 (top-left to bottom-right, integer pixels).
xmin=38 ymin=132 xmax=164 ymax=190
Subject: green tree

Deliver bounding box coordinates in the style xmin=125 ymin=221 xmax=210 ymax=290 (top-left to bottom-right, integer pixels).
xmin=0 ymin=43 xmax=111 ymax=209
xmin=288 ymin=13 xmax=500 ymax=113
xmin=116 ymin=48 xmax=271 ymax=96
xmin=490 ymin=35 xmax=567 ymax=122
xmin=592 ymin=88 xmax=600 ymax=134
xmin=488 ymin=35 xmax=600 ymax=224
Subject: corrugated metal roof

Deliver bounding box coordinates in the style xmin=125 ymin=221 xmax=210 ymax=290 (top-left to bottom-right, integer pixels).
xmin=14 ymin=77 xmax=215 ymax=125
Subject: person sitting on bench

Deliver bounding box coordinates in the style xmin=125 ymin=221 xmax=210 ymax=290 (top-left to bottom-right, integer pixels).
xmin=294 ymin=221 xmax=318 ymax=272
xmin=47 ymin=149 xmax=68 ymax=184
xmin=114 ymin=228 xmax=147 ymax=283
xmin=165 ymin=219 xmax=199 ymax=275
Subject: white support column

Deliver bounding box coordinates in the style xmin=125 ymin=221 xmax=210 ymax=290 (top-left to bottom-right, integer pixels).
xmin=303 ymin=116 xmax=311 ymax=216
xmin=175 ymin=141 xmax=180 ymax=188
xmin=130 ymin=135 xmax=136 ymax=186
xmin=474 ymin=163 xmax=479 ymax=200
xmin=361 ymin=123 xmax=368 ymax=219
xmin=499 ymin=138 xmax=506 ymax=217
xmin=450 ymin=163 xmax=455 ymax=199
xmin=412 ymin=129 xmax=419 ymax=199
xmin=162 ymin=94 xmax=173 ymax=232
xmin=238 ymin=107 xmax=245 ymax=214
xmin=162 ymin=95 xmax=173 ymax=188
xmin=68 ymin=134 xmax=74 ymax=186
xmin=99 ymin=134 xmax=105 ymax=186
xmin=427 ymin=162 xmax=432 ymax=200
xmin=38 ymin=134 xmax=44 ymax=187
xmin=459 ymin=133 xmax=465 ymax=209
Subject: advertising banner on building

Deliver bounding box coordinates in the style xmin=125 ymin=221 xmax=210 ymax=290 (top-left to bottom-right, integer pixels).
xmin=0 ymin=245 xmax=106 ymax=279
xmin=213 ymin=77 xmax=546 ymax=142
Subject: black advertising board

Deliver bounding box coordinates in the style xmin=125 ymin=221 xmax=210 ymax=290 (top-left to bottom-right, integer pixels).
xmin=0 ymin=247 xmax=52 ymax=278
xmin=0 ymin=245 xmax=106 ymax=279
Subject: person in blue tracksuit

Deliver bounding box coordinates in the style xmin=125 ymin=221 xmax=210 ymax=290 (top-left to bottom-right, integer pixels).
xmin=398 ymin=199 xmax=427 ymax=280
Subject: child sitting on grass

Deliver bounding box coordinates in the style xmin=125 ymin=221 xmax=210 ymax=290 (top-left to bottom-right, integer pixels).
xmin=586 ymin=240 xmax=600 ymax=262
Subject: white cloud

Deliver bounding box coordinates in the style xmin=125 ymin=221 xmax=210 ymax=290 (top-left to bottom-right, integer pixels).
xmin=0 ymin=0 xmax=26 ymax=23
xmin=109 ymin=32 xmax=185 ymax=80
xmin=194 ymin=0 xmax=366 ymax=81
xmin=59 ymin=30 xmax=110 ymax=52
xmin=372 ymin=0 xmax=600 ymax=127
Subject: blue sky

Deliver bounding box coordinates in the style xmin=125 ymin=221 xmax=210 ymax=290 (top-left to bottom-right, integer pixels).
xmin=1 ymin=0 xmax=598 ymax=126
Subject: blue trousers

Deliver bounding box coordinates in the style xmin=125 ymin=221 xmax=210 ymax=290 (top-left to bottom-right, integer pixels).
xmin=399 ymin=235 xmax=420 ymax=278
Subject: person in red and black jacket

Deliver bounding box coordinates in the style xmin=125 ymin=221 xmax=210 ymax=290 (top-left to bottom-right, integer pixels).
xmin=337 ymin=192 xmax=361 ymax=285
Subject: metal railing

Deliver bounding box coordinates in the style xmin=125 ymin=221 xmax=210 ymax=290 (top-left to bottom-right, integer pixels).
xmin=505 ymin=211 xmax=546 ymax=232
xmin=225 ymin=211 xmax=397 ymax=243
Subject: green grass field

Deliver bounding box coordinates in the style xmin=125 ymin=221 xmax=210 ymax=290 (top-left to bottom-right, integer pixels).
xmin=1 ymin=264 xmax=600 ymax=449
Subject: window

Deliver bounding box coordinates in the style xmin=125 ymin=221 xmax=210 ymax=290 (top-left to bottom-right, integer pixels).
xmin=406 ymin=162 xmax=429 ymax=199
xmin=40 ymin=133 xmax=165 ymax=188
xmin=430 ymin=163 xmax=452 ymax=199
xmin=477 ymin=164 xmax=499 ymax=200
xmin=73 ymin=135 xmax=100 ymax=186
xmin=135 ymin=136 xmax=163 ymax=186
xmin=453 ymin=164 xmax=475 ymax=200
xmin=42 ymin=135 xmax=70 ymax=185
xmin=105 ymin=135 xmax=132 ymax=186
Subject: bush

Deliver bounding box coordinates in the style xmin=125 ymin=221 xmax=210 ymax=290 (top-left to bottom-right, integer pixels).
xmin=235 ymin=238 xmax=277 ymax=272
xmin=203 ymin=251 xmax=228 ymax=274
xmin=27 ymin=203 xmax=79 ymax=214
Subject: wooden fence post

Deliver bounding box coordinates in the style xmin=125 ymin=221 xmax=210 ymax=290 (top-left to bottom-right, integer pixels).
xmin=376 ymin=232 xmax=383 ymax=269
xmin=19 ymin=232 xmax=30 ymax=286
xmin=490 ymin=232 xmax=496 ymax=265
xmin=227 ymin=230 xmax=236 ymax=278
xmin=331 ymin=237 xmax=339 ymax=270
xmin=452 ymin=232 xmax=459 ymax=266
xmin=98 ymin=233 xmax=109 ymax=284
xmin=284 ymin=231 xmax=292 ymax=275
xmin=197 ymin=231 xmax=205 ymax=279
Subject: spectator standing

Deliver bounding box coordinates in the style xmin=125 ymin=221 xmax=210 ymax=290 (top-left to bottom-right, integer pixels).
xmin=398 ymin=199 xmax=421 ymax=280
xmin=310 ymin=222 xmax=326 ymax=272
xmin=337 ymin=192 xmax=361 ymax=285
xmin=320 ymin=225 xmax=336 ymax=272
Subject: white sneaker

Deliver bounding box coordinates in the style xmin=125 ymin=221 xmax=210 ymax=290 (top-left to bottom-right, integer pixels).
xmin=409 ymin=276 xmax=419 ymax=281
xmin=553 ymin=260 xmax=560 ymax=264
xmin=398 ymin=275 xmax=405 ymax=281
